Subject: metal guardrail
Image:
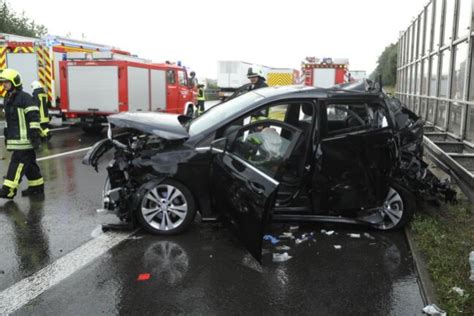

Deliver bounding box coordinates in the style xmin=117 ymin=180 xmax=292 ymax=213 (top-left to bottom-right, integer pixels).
xmin=423 ymin=131 xmax=474 ymax=202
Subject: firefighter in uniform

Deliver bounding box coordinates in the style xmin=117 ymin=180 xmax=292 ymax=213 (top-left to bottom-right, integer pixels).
xmin=197 ymin=83 xmax=206 ymax=115
xmin=31 ymin=81 xmax=51 ymax=141
xmin=0 ymin=69 xmax=44 ymax=199
xmin=247 ymin=67 xmax=268 ymax=91
xmin=247 ymin=67 xmax=269 ymax=121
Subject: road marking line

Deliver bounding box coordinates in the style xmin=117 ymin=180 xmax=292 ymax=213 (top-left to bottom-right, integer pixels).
xmin=0 ymin=231 xmax=134 ymax=314
xmin=37 ymin=147 xmax=92 ymax=161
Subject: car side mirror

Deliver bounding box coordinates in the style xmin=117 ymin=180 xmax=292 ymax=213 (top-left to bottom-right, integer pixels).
xmin=210 ymin=137 xmax=228 ymax=154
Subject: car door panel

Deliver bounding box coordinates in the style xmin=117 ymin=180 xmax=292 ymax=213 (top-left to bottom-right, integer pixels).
xmin=210 ymin=120 xmax=302 ymax=262
xmin=314 ymin=127 xmax=395 ymax=212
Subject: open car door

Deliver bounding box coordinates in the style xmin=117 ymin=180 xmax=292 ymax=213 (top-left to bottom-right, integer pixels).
xmin=210 ymin=119 xmax=302 ymax=262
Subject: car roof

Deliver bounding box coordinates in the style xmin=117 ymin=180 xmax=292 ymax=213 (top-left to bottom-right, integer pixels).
xmin=252 ymin=83 xmax=384 ymax=101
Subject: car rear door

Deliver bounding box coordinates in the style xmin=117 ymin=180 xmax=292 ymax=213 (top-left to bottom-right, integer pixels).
xmin=314 ymin=101 xmax=396 ymax=211
xmin=210 ymin=120 xmax=302 ymax=262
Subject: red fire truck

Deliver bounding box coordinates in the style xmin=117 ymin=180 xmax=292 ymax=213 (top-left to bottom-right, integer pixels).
xmin=59 ymin=53 xmax=196 ymax=133
xmin=302 ymin=57 xmax=349 ymax=88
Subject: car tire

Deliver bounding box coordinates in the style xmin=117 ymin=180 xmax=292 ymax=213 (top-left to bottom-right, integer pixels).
xmin=371 ymin=183 xmax=414 ymax=231
xmin=137 ymin=179 xmax=196 ymax=235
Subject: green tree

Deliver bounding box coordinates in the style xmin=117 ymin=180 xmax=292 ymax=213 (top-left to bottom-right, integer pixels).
xmin=371 ymin=43 xmax=398 ymax=86
xmin=0 ymin=0 xmax=47 ymax=38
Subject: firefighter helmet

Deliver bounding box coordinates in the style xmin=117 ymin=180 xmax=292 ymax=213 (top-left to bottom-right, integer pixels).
xmin=0 ymin=68 xmax=22 ymax=87
xmin=31 ymin=80 xmax=43 ymax=90
xmin=247 ymin=67 xmax=262 ymax=78
xmin=190 ymin=71 xmax=196 ymax=77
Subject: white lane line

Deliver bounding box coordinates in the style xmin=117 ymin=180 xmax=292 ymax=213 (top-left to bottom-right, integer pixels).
xmin=0 ymin=231 xmax=135 ymax=314
xmin=36 ymin=147 xmax=92 ymax=162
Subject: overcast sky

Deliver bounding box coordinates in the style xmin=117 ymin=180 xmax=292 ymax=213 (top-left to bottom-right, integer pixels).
xmin=11 ymin=0 xmax=428 ymax=80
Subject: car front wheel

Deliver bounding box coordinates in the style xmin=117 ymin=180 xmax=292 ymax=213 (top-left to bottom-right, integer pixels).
xmin=369 ymin=183 xmax=414 ymax=231
xmin=137 ymin=179 xmax=196 ymax=235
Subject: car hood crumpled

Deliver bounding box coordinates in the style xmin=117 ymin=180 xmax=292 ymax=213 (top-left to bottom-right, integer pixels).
xmin=107 ymin=112 xmax=190 ymax=140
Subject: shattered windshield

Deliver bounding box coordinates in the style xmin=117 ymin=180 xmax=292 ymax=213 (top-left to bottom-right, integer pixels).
xmin=188 ymin=92 xmax=264 ymax=136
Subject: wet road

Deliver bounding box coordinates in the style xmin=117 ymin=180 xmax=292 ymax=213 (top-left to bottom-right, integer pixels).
xmin=0 ymin=115 xmax=425 ymax=315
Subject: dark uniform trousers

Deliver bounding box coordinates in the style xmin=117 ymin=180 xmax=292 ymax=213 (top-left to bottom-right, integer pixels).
xmin=3 ymin=150 xmax=43 ymax=198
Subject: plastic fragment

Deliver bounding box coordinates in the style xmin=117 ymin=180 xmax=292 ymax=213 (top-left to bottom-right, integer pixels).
xmin=279 ymin=232 xmax=295 ymax=239
xmin=295 ymin=237 xmax=308 ymax=245
xmin=275 ymin=245 xmax=291 ymax=251
xmin=263 ymin=235 xmax=280 ymax=244
xmin=348 ymin=233 xmax=361 ymax=238
xmin=137 ymin=273 xmax=151 ymax=281
xmin=364 ymin=232 xmax=375 ymax=240
xmin=321 ymin=229 xmax=335 ymax=236
xmin=422 ymin=304 xmax=446 ymax=316
xmin=451 ymin=287 xmax=464 ymax=296
xmin=272 ymin=252 xmax=292 ymax=262
xmin=334 ymin=245 xmax=342 ymax=250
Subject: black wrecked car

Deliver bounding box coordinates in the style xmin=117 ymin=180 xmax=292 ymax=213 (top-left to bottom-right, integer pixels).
xmin=84 ymin=83 xmax=452 ymax=261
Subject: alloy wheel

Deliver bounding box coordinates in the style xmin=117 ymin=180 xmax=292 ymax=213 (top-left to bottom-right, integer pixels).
xmin=141 ymin=184 xmax=188 ymax=232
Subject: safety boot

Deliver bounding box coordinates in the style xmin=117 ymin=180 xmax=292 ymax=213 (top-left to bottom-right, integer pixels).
xmin=21 ymin=186 xmax=44 ymax=197
xmin=0 ymin=187 xmax=15 ymax=199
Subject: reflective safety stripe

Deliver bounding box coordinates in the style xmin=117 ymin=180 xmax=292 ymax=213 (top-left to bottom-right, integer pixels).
xmin=24 ymin=106 xmax=39 ymax=113
xmin=28 ymin=178 xmax=44 ymax=187
xmin=7 ymin=139 xmax=31 ymax=144
xmin=38 ymin=94 xmax=50 ymax=123
xmin=40 ymin=127 xmax=50 ymax=137
xmin=6 ymin=144 xmax=33 ymax=150
xmin=4 ymin=179 xmax=18 ymax=189
xmin=30 ymin=122 xmax=41 ymax=129
xmin=4 ymin=163 xmax=24 ymax=190
xmin=17 ymin=108 xmax=27 ymax=141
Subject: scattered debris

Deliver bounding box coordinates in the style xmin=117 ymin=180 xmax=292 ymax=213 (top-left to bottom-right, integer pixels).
xmin=96 ymin=208 xmax=107 ymax=213
xmin=451 ymin=287 xmax=465 ymax=296
xmin=321 ymin=229 xmax=335 ymax=236
xmin=0 ymin=270 xmax=5 ymax=274
xmin=364 ymin=232 xmax=375 ymax=240
xmin=279 ymin=232 xmax=295 ymax=239
xmin=90 ymin=225 xmax=104 ymax=238
xmin=295 ymin=237 xmax=309 ymax=245
xmin=209 ymin=254 xmax=213 ymax=258
xmin=334 ymin=245 xmax=342 ymax=250
xmin=0 ymin=156 xmax=5 ymax=160
xmin=272 ymin=252 xmax=292 ymax=262
xmin=262 ymin=249 xmax=271 ymax=255
xmin=275 ymin=245 xmax=291 ymax=251
xmin=289 ymin=225 xmax=299 ymax=231
xmin=137 ymin=273 xmax=151 ymax=281
xmin=348 ymin=233 xmax=361 ymax=238
xmin=263 ymin=234 xmax=280 ymax=244
xmin=422 ymin=304 xmax=446 ymax=316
